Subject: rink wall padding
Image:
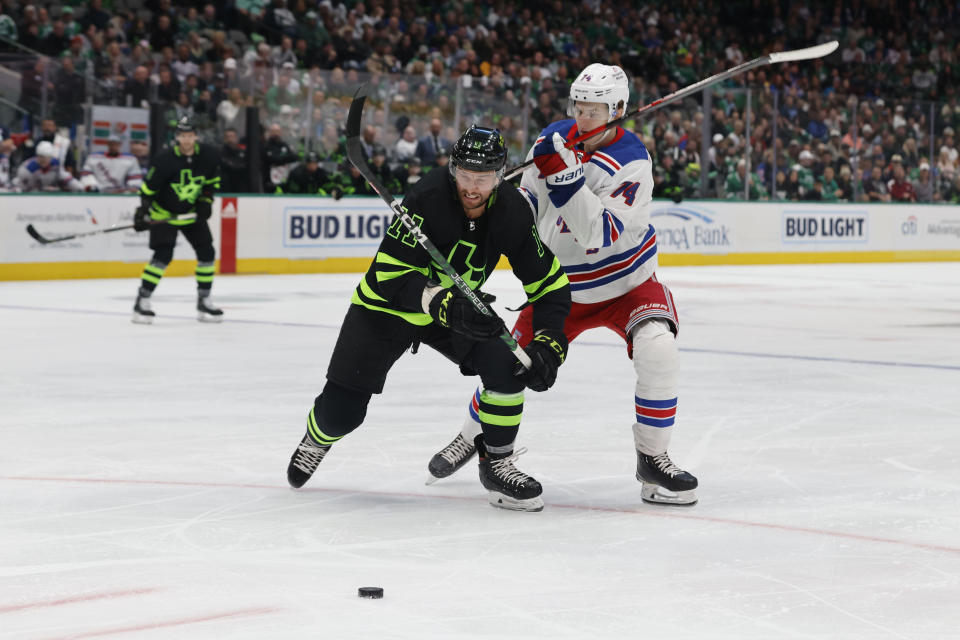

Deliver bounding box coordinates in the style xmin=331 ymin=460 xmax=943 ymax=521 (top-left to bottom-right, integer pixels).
xmin=2 ymin=195 xmax=958 ymax=280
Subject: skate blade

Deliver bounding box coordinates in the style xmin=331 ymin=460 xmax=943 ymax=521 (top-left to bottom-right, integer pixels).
xmin=487 ymin=491 xmax=544 ymax=512
xmin=197 ymin=313 xmax=224 ymax=323
xmin=132 ymin=314 xmax=154 ymax=324
xmin=641 ymin=483 xmax=698 ymax=506
xmin=424 ymin=474 xmax=441 ymax=486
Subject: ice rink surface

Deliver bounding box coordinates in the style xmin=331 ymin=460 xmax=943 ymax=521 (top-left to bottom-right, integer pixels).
xmin=2 ymin=262 xmax=959 ymax=639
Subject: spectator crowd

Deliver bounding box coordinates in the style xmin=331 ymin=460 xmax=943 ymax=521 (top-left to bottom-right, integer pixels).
xmin=2 ymin=0 xmax=960 ymax=202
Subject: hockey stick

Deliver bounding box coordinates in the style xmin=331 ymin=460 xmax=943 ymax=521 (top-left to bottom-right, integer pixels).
xmin=26 ymin=215 xmax=198 ymax=244
xmin=345 ymin=85 xmax=532 ymax=369
xmin=504 ymin=40 xmax=839 ymax=180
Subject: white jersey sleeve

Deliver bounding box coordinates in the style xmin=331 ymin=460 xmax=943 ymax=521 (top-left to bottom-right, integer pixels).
xmin=520 ymin=120 xmax=658 ymax=304
xmin=81 ymin=153 xmax=143 ymax=193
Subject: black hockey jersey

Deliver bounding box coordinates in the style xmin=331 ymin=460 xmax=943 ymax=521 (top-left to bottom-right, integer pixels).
xmin=351 ymin=167 xmax=571 ymax=335
xmin=139 ymin=143 xmax=221 ymax=223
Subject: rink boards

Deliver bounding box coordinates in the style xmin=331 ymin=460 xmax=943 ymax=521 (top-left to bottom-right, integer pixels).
xmin=1 ymin=194 xmax=958 ymax=280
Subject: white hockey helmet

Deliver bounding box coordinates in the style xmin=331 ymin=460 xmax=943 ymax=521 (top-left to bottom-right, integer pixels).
xmin=36 ymin=140 xmax=56 ymax=157
xmin=567 ymin=63 xmax=629 ymax=121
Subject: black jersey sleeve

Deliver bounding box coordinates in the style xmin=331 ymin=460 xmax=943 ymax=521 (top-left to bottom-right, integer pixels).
xmin=200 ymin=145 xmax=221 ymax=200
xmin=139 ymin=149 xmax=170 ymax=202
xmin=500 ymin=190 xmax=571 ymax=334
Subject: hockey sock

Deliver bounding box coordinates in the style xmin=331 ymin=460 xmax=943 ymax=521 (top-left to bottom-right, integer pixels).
xmin=632 ymin=319 xmax=678 ymax=455
xmin=139 ymin=259 xmax=169 ymax=295
xmin=460 ymin=387 xmax=483 ymax=440
xmin=306 ymin=406 xmax=346 ymax=447
xmin=478 ymin=389 xmax=524 ymax=454
xmin=196 ymin=261 xmax=215 ymax=295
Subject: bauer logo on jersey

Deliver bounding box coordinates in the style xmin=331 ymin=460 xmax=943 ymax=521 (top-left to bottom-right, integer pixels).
xmin=650 ymin=204 xmax=731 ymax=253
xmin=781 ymin=210 xmax=868 ymax=244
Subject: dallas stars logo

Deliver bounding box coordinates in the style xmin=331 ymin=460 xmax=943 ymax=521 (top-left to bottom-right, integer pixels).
xmin=170 ymin=169 xmax=205 ymax=203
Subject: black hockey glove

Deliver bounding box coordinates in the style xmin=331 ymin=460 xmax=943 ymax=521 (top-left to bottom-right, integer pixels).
xmin=133 ymin=203 xmax=151 ymax=232
xmin=427 ymin=287 xmax=504 ymax=341
xmin=514 ymin=330 xmax=568 ymax=392
xmin=196 ymin=198 xmax=212 ymax=221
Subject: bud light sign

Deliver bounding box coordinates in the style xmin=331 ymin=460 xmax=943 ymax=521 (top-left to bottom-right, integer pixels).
xmin=782 ymin=210 xmax=868 ymax=244
xmin=283 ymin=205 xmax=393 ymax=248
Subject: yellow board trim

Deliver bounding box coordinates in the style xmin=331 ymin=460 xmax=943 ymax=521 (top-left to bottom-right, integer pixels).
xmin=0 ymin=260 xmax=215 ymax=281
xmin=4 ymin=251 xmax=960 ymax=281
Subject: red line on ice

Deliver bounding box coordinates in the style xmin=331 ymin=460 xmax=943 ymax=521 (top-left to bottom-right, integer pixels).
xmin=38 ymin=607 xmax=280 ymax=639
xmin=4 ymin=475 xmax=959 ymax=557
xmin=0 ymin=588 xmax=159 ymax=614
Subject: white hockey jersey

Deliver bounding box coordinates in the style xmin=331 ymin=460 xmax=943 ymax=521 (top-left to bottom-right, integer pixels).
xmin=80 ymin=151 xmax=143 ymax=193
xmin=520 ymin=119 xmax=656 ymax=304
xmin=15 ymin=157 xmax=82 ymax=192
xmin=0 ymin=153 xmax=12 ymax=191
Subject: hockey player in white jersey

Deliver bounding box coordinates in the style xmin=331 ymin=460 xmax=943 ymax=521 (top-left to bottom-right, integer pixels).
xmin=15 ymin=140 xmax=82 ymax=192
xmin=426 ymin=63 xmax=698 ymax=505
xmin=80 ymin=134 xmax=143 ymax=193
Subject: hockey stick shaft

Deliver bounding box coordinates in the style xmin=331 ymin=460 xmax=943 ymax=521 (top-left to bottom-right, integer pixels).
xmin=504 ymin=40 xmax=839 ymax=180
xmin=346 ymin=86 xmax=532 ymax=369
xmin=26 ymin=215 xmax=198 ymax=244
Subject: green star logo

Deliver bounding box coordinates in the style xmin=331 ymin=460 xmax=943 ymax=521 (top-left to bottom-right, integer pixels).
xmin=170 ymin=169 xmax=205 ymax=203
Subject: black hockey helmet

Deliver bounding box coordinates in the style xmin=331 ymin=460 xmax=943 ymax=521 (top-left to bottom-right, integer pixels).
xmin=175 ymin=116 xmax=196 ymax=133
xmin=450 ymin=125 xmax=507 ymax=177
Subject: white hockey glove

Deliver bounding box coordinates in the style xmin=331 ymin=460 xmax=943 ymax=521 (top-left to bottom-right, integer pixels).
xmin=533 ymin=132 xmax=585 ymax=207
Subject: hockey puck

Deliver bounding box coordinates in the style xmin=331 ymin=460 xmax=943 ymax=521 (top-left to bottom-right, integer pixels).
xmin=358 ymin=587 xmax=384 ymax=599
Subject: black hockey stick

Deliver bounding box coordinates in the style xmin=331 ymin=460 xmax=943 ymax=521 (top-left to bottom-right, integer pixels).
xmin=504 ymin=40 xmax=839 ymax=180
xmin=345 ymin=85 xmax=532 ymax=369
xmin=26 ymin=215 xmax=197 ymax=244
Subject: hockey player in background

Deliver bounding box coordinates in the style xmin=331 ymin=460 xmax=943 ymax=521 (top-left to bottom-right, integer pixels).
xmin=79 ymin=134 xmax=143 ymax=193
xmin=285 ymin=125 xmax=571 ymax=512
xmin=427 ymin=64 xmax=699 ymax=506
xmin=14 ymin=140 xmax=82 ymax=192
xmin=131 ymin=116 xmax=222 ymax=324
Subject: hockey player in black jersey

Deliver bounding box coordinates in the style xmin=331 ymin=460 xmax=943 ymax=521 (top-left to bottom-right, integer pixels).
xmin=286 ymin=125 xmax=572 ymax=511
xmin=131 ymin=116 xmax=223 ymax=324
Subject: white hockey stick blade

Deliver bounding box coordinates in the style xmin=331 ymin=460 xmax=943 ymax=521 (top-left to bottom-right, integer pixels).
xmin=641 ymin=483 xmax=698 ymax=506
xmin=769 ymin=40 xmax=838 ymax=64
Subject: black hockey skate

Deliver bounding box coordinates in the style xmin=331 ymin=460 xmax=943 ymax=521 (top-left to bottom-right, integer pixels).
xmin=426 ymin=433 xmax=477 ymax=485
xmin=132 ymin=295 xmax=155 ymax=324
xmin=197 ymin=295 xmax=223 ymax=323
xmin=476 ymin=435 xmax=543 ymax=512
xmin=636 ymin=451 xmax=698 ymax=506
xmin=287 ymin=433 xmax=331 ymax=488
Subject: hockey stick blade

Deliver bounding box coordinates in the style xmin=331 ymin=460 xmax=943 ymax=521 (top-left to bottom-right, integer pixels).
xmin=768 ymin=40 xmax=839 ymax=63
xmin=504 ymin=40 xmax=840 ymax=180
xmin=25 ymin=224 xmax=55 ymax=244
xmin=345 ymin=85 xmax=532 ymax=369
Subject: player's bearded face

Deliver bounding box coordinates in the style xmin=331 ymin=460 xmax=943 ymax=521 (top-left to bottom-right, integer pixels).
xmin=455 ymin=168 xmax=497 ymax=210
